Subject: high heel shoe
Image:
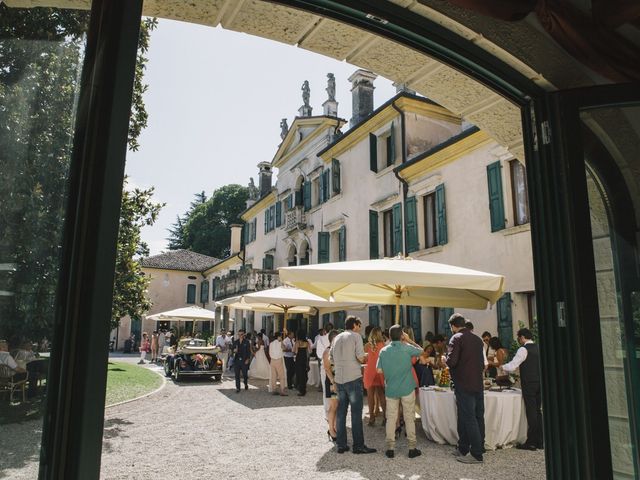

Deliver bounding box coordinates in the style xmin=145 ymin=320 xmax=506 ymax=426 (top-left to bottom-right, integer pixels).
xmin=327 ymin=430 xmax=337 ymax=442
xmin=367 ymin=414 xmax=375 ymax=426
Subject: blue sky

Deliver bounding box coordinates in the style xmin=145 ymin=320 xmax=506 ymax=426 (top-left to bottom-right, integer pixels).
xmin=125 ymin=19 xmax=396 ymax=255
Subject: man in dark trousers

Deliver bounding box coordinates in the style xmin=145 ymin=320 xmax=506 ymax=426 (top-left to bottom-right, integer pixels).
xmin=446 ymin=313 xmax=485 ymax=464
xmin=503 ymin=328 xmax=543 ymax=450
xmin=232 ymin=329 xmax=252 ymax=393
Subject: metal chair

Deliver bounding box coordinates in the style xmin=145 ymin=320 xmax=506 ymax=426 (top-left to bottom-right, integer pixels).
xmin=0 ymin=364 xmax=28 ymax=404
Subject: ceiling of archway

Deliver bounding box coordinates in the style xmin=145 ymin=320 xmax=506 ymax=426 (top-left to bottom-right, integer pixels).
xmin=9 ymin=0 xmax=617 ymax=162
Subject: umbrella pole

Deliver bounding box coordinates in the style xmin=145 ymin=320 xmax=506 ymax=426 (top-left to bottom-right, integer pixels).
xmin=395 ymin=290 xmax=401 ymax=325
xmin=283 ymin=307 xmax=288 ymax=335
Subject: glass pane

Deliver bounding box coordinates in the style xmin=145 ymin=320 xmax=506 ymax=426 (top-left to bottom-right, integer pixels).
xmin=582 ymin=104 xmax=640 ymax=480
xmin=0 ymin=4 xmax=91 ymax=478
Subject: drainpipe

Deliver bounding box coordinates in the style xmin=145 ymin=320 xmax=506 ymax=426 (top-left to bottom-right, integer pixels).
xmin=391 ymin=101 xmax=409 ymax=256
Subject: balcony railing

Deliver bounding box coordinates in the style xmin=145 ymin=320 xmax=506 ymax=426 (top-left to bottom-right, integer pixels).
xmin=284 ymin=207 xmax=306 ymax=232
xmin=213 ymin=268 xmax=281 ymax=301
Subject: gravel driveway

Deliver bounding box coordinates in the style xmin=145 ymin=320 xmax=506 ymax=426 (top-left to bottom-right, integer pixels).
xmin=1 ymin=358 xmax=547 ymax=480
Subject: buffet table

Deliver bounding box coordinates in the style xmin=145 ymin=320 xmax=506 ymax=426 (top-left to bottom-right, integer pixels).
xmin=419 ymin=387 xmax=527 ymax=450
xmin=307 ymin=361 xmax=321 ymax=387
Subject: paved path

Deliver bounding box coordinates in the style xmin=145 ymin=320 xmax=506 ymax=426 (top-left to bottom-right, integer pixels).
xmin=99 ymin=359 xmax=547 ymax=480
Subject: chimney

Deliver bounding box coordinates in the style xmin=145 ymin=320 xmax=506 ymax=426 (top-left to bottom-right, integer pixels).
xmin=258 ymin=161 xmax=272 ymax=197
xmin=348 ymin=69 xmax=377 ymax=128
xmin=229 ymin=224 xmax=242 ymax=255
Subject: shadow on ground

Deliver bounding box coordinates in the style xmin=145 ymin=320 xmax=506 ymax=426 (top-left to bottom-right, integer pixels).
xmin=101 ymin=417 xmax=134 ymax=454
xmin=217 ymin=378 xmax=324 ymax=410
xmin=0 ymin=418 xmax=42 ymax=477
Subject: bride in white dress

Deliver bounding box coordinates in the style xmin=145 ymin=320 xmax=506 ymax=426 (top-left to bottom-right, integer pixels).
xmin=249 ymin=337 xmax=271 ymax=380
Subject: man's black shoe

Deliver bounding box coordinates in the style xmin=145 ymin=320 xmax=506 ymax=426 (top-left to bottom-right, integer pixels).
xmin=336 ymin=446 xmax=350 ymax=454
xmin=352 ymin=446 xmax=377 ymax=454
xmin=235 ymin=388 xmax=240 ymax=393
xmin=385 ymin=450 xmax=394 ymax=458
xmin=516 ymin=443 xmax=537 ymax=451
xmin=408 ymin=449 xmax=422 ymax=458
xmin=244 ymin=384 xmax=248 ymax=390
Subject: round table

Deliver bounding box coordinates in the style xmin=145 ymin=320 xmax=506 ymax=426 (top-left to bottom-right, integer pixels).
xmin=419 ymin=387 xmax=527 ymax=450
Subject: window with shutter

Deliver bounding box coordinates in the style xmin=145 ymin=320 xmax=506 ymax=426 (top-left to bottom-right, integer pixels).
xmin=509 ymin=160 xmax=529 ymax=225
xmin=200 ymin=280 xmax=209 ymax=304
xmin=262 ymin=254 xmax=274 ymax=270
xmin=275 ymin=201 xmax=282 ymax=227
xmin=387 ymin=122 xmax=395 ymax=167
xmin=323 ymin=169 xmax=330 ymax=201
xmin=369 ymin=210 xmax=379 ymax=259
xmin=409 ymin=306 xmax=422 ymax=340
xmin=319 ymin=172 xmax=325 ymax=203
xmin=487 ymin=161 xmax=506 ymax=232
xmin=186 ymin=284 xmax=196 ymax=304
xmin=497 ymin=292 xmax=513 ymax=349
xmin=435 ymin=184 xmax=447 ymax=245
xmin=369 ymin=133 xmax=378 ymax=173
xmin=338 ymin=225 xmax=346 ymax=261
xmin=332 ymin=158 xmax=341 ymax=194
xmin=368 ymin=306 xmax=380 ymax=327
xmin=252 ymin=218 xmax=257 ymax=241
xmin=318 ymin=231 xmax=330 ymax=263
xmin=436 ymin=307 xmax=454 ymax=336
xmin=270 ymin=205 xmax=276 ymax=230
xmin=264 ymin=209 xmax=268 ymax=234
xmin=322 ymin=313 xmax=331 ymax=327
xmin=211 ymin=278 xmax=218 ymax=301
xmin=243 ymin=223 xmax=249 ymax=245
xmin=404 ymin=196 xmax=418 ymax=253
xmin=392 ymin=202 xmax=403 ymax=256
xmin=303 ymin=181 xmax=311 ymax=211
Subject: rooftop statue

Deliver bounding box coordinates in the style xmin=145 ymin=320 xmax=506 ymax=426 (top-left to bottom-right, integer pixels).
xmin=301 ymin=80 xmax=310 ymax=107
xmin=280 ymin=118 xmax=289 ymax=140
xmin=326 ymin=73 xmax=336 ymax=101
xmin=248 ymin=177 xmax=259 ymax=200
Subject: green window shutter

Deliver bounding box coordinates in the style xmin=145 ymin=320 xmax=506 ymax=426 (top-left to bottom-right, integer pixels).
xmin=319 ymin=172 xmax=325 ymax=203
xmin=264 ymin=209 xmax=268 ymax=234
xmin=368 ymin=306 xmax=380 ymax=327
xmin=303 ymin=181 xmax=311 ymax=211
xmin=497 ymin=292 xmax=513 ymax=349
xmin=409 ymin=306 xmax=422 ymax=340
xmin=435 ymin=184 xmax=448 ymax=245
xmin=437 ymin=307 xmax=454 ymax=336
xmin=252 ymin=218 xmax=257 ymax=241
xmin=324 ymin=169 xmax=330 ymax=201
xmin=332 ymin=158 xmax=341 ymax=194
xmin=487 ymin=161 xmax=506 ymax=232
xmin=369 ymin=210 xmax=379 ymax=259
xmin=392 ymin=202 xmax=403 ymax=256
xmin=388 ymin=122 xmax=395 ymax=167
xmin=186 ymin=284 xmax=196 ymax=304
xmin=404 ymin=196 xmax=418 ymax=253
xmin=243 ymin=223 xmax=249 ymax=245
xmin=322 ymin=313 xmax=331 ymax=327
xmin=338 ymin=225 xmax=347 ymax=261
xmin=211 ymin=278 xmax=218 ymax=301
xmin=369 ymin=133 xmax=378 ymax=173
xmin=275 ymin=201 xmax=282 ymax=227
xmin=200 ymin=280 xmax=209 ymax=304
xmin=318 ymin=231 xmax=330 ymax=263
xmin=270 ymin=205 xmax=276 ymax=230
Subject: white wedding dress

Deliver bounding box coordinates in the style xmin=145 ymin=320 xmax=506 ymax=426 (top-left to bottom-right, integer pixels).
xmin=249 ymin=345 xmax=270 ymax=380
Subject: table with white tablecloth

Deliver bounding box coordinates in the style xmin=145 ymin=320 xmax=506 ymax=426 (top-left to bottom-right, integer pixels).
xmin=419 ymin=387 xmax=527 ymax=450
xmin=307 ymin=360 xmax=321 ymax=387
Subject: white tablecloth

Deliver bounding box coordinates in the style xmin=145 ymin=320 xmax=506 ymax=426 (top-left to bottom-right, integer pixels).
xmin=307 ymin=361 xmax=321 ymax=387
xmin=419 ymin=387 xmax=527 ymax=450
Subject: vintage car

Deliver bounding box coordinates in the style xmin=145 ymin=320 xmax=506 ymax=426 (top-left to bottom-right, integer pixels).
xmin=163 ymin=338 xmax=222 ymax=381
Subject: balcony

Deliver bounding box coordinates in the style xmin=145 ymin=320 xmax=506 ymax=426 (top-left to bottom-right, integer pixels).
xmin=284 ymin=207 xmax=306 ymax=232
xmin=213 ymin=268 xmax=281 ymax=301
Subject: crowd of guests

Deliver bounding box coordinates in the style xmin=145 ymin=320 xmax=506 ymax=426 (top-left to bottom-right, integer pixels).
xmin=0 ymin=337 xmax=49 ymax=400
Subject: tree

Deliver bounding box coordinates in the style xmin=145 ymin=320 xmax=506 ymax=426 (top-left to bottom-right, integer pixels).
xmin=178 ymin=185 xmax=249 ymax=258
xmin=111 ymin=180 xmax=163 ymax=330
xmin=0 ymin=7 xmax=157 ymax=340
xmin=167 ymin=191 xmax=207 ymax=250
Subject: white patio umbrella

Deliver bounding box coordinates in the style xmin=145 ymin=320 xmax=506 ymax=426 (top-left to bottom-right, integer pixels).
xmin=279 ymin=257 xmax=505 ymax=325
xmin=147 ymin=305 xmax=217 ymax=335
xmin=226 ymin=286 xmax=365 ymax=332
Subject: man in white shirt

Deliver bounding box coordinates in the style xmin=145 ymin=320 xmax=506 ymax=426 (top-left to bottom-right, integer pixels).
xmin=268 ymin=332 xmax=287 ymax=396
xmin=215 ymin=332 xmax=228 ymax=371
xmin=502 ymin=328 xmax=542 ymax=451
xmin=282 ymin=331 xmax=296 ymax=390
xmin=330 ymin=316 xmax=376 ymax=455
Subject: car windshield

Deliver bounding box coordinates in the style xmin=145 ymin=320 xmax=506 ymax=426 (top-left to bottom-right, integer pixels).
xmin=179 ymin=338 xmax=207 ymax=347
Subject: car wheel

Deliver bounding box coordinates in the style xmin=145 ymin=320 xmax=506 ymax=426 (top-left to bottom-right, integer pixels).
xmin=213 ymin=375 xmax=221 ymax=382
xmin=174 ymin=364 xmax=181 ymax=382
xmin=164 ymin=360 xmax=172 ymax=377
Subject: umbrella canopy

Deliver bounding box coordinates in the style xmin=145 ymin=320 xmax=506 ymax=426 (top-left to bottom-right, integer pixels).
xmin=220 ymin=286 xmax=365 ymax=332
xmin=279 ymin=257 xmax=505 ymax=324
xmin=146 ymin=305 xmax=216 ymax=321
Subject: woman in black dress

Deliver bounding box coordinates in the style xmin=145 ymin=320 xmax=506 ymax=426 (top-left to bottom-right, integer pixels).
xmin=293 ymin=329 xmax=313 ymax=396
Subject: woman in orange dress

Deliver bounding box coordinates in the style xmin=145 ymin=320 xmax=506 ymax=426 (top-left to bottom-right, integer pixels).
xmin=363 ymin=326 xmax=386 ymax=426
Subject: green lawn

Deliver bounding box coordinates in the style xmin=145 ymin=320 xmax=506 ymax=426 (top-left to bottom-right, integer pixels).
xmin=105 ymin=361 xmax=163 ymax=407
